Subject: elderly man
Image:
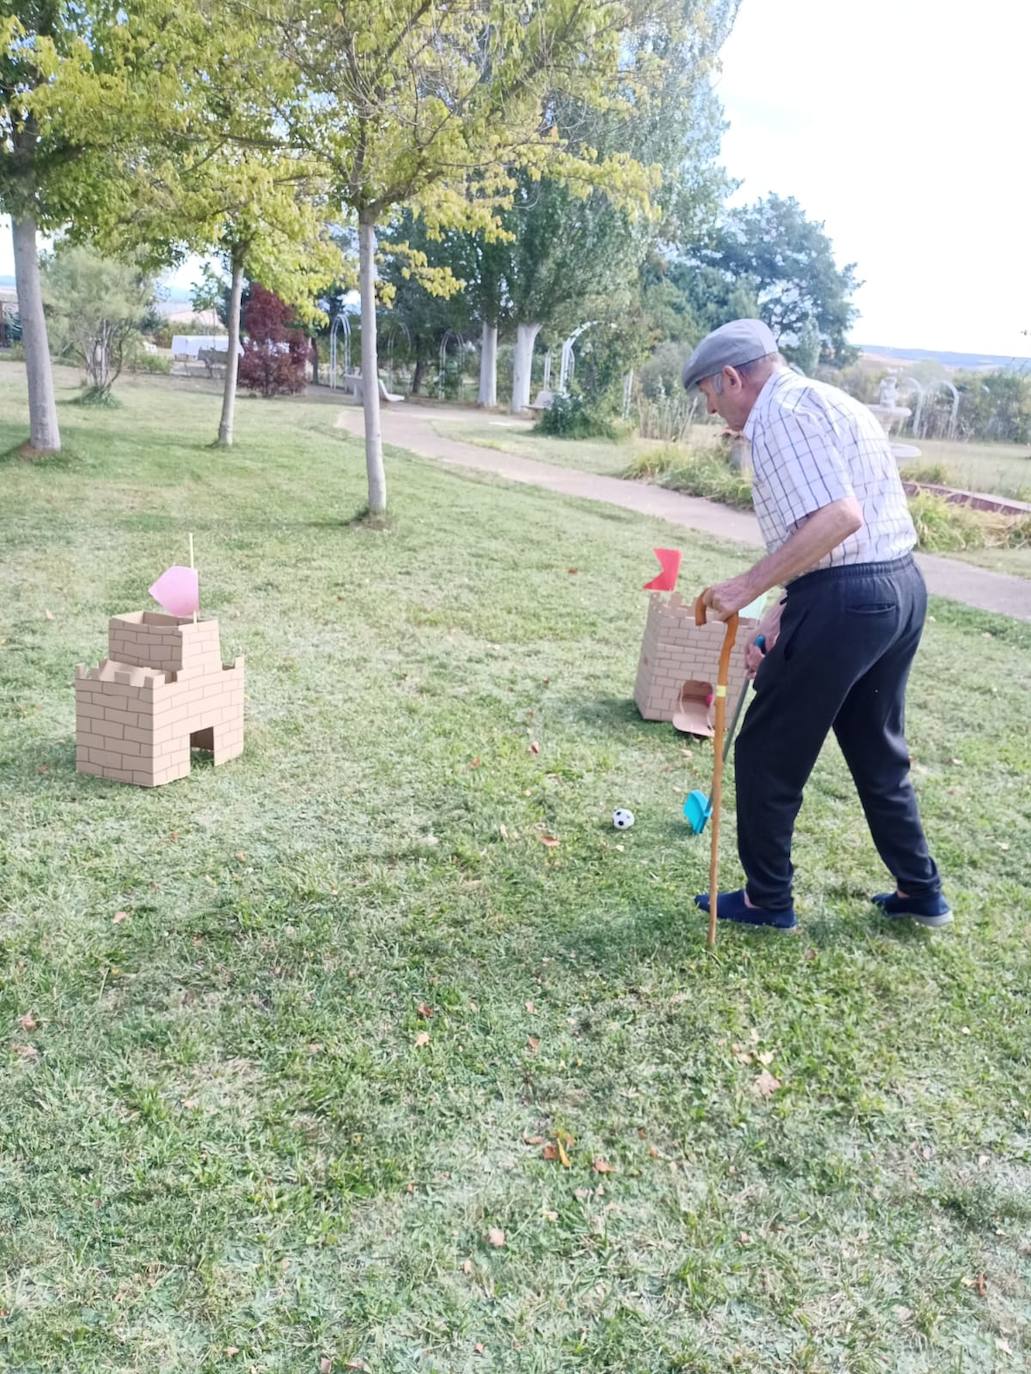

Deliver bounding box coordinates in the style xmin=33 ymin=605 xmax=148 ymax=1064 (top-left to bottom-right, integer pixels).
xmin=681 ymin=319 xmax=948 ymax=932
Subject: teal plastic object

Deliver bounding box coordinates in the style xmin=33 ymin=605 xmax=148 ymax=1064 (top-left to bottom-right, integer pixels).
xmin=683 ymin=633 xmax=765 ymax=835
xmin=684 ymin=788 xmax=711 ymax=834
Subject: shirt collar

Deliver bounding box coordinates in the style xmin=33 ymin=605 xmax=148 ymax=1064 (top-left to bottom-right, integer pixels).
xmin=742 ymin=367 xmax=791 ymax=441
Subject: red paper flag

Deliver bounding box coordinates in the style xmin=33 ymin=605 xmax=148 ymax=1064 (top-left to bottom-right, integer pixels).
xmin=643 ymin=548 xmax=681 ymax=592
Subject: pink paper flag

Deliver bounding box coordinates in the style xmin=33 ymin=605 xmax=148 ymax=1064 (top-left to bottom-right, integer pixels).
xmin=643 ymin=547 xmax=682 ymax=592
xmin=149 ymin=565 xmax=199 ymax=617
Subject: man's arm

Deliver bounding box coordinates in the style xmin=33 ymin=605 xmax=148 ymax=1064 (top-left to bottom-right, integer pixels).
xmin=701 ymin=497 xmax=864 ymax=619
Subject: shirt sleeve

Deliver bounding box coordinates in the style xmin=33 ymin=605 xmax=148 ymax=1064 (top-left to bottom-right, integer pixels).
xmin=755 ymin=405 xmax=855 ymax=528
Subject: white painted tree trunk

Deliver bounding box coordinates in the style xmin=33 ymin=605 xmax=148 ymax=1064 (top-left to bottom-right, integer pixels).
xmin=510 ymin=321 xmax=541 ymax=413
xmin=477 ymin=320 xmax=498 ymax=407
xmin=359 ymin=213 xmax=387 ymax=514
xmin=11 ymin=213 xmax=60 ymax=452
xmin=216 ymin=253 xmax=244 ymax=447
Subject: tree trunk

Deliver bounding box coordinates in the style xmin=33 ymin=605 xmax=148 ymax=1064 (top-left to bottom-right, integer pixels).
xmin=358 ymin=211 xmax=387 ymax=514
xmin=11 ymin=212 xmax=60 ymax=452
xmin=511 ymin=321 xmax=541 ymax=413
xmin=310 ymin=336 xmax=319 ymax=386
xmin=478 ymin=320 xmax=498 ymax=408
xmin=411 ymin=339 xmax=425 ymax=395
xmin=216 ymin=251 xmax=244 ymax=447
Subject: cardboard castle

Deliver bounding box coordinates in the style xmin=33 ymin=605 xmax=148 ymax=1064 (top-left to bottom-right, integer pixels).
xmin=75 ymin=612 xmax=244 ymax=787
xmin=634 ymin=591 xmax=759 ymax=736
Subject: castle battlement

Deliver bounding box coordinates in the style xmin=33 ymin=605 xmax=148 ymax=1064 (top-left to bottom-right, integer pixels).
xmin=75 ymin=612 xmax=244 ymax=787
xmin=634 ymin=592 xmax=758 ymax=735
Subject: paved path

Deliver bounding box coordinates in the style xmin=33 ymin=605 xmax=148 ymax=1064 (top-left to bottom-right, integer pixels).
xmin=335 ymin=405 xmax=1031 ymax=622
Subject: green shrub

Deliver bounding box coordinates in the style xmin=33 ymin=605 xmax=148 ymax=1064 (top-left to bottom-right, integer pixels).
xmin=901 ymin=461 xmax=954 ymax=486
xmin=624 ymin=444 xmax=753 ymax=509
xmin=636 ymin=388 xmax=699 ymax=443
xmin=0 ymin=343 xmax=25 ymax=362
xmin=623 ymin=445 xmax=1028 ymax=553
xmin=128 ymin=351 xmax=172 ymax=375
xmin=74 ymin=385 xmax=121 ymax=408
xmin=907 ymin=493 xmax=987 ymax=552
xmin=1002 ymin=516 xmax=1031 ymax=548
xmin=536 ymin=392 xmax=616 ymax=440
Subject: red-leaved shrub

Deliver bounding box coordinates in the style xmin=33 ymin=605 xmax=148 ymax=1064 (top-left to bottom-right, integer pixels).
xmin=237 ymin=285 xmax=308 ymax=396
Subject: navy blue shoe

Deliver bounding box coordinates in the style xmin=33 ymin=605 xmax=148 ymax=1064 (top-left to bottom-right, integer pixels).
xmin=695 ymin=888 xmax=798 ymax=931
xmin=872 ymin=890 xmax=952 ymax=928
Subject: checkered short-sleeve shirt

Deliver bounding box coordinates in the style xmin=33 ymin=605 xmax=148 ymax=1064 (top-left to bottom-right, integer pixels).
xmin=742 ymin=369 xmax=916 ymax=569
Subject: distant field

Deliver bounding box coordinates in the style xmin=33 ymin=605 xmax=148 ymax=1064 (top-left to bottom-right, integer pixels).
xmin=899 ymin=437 xmax=1031 ymax=501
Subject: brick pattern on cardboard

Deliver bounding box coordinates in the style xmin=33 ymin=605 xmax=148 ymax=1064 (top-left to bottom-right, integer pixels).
xmin=75 ymin=611 xmax=244 ymax=787
xmin=633 ymin=592 xmax=757 ymax=734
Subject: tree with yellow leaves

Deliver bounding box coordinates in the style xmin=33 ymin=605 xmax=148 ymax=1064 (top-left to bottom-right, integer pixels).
xmin=275 ymin=0 xmax=666 ymax=514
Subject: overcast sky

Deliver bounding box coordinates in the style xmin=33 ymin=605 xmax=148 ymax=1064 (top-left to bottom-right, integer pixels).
xmin=3 ymin=0 xmax=1027 ymax=356
xmin=716 ymin=0 xmax=1031 ymax=356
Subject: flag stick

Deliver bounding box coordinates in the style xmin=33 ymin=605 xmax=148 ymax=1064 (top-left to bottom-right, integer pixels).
xmin=188 ymin=533 xmax=197 ymax=623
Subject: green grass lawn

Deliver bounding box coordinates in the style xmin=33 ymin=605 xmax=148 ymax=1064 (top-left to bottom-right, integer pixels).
xmin=430 ymin=416 xmax=667 ymax=476
xmin=899 ymin=437 xmax=1031 ymax=502
xmin=2 ymin=369 xmax=1030 ymax=1373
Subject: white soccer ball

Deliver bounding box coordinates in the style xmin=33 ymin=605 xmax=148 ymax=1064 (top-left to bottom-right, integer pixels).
xmin=612 ymin=808 xmax=635 ymax=830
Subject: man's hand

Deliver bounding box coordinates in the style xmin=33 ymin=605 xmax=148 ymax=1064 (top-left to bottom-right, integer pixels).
xmin=745 ymin=600 xmax=783 ymax=677
xmin=700 ymin=573 xmax=760 ymax=621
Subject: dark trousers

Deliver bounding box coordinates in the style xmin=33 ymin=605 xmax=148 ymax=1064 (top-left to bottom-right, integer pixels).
xmin=735 ymin=554 xmax=941 ymax=911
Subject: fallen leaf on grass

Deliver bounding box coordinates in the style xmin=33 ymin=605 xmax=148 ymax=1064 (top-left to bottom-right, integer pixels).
xmin=498 ymin=824 xmax=509 ymax=840
xmin=12 ymin=1043 xmax=39 ymax=1061
xmin=526 ymin=1036 xmax=541 ymax=1054
xmin=44 ymin=609 xmax=54 ymax=621
xmin=18 ymin=1013 xmax=37 ymax=1032
xmin=751 ymin=1069 xmax=781 ymax=1098
xmin=566 ymin=568 xmax=578 ymax=575
xmin=235 ymin=851 xmax=247 ymax=861
xmin=525 ymin=999 xmax=536 ymax=1014
xmin=976 ymin=1272 xmax=988 ymax=1297
xmin=555 ymin=1130 xmax=574 ymax=1168
xmin=473 ymin=1343 xmax=486 ymax=1355
xmin=307 ymin=1042 xmax=323 ymax=1055
xmin=731 ymin=1042 xmax=753 ymax=1065
xmin=893 ymin=1305 xmax=913 ymax=1323
xmin=995 ymin=1337 xmax=1013 ymax=1355
xmin=487 ymin=1227 xmax=506 ymax=1248
xmin=543 ymin=1209 xmax=558 ymax=1221
xmin=225 ymin=1348 xmax=240 ymax=1358
xmin=345 ymin=1360 xmax=367 ymax=1370
xmin=413 ymin=1031 xmax=430 ymax=1049
xmin=757 ymin=1050 xmax=776 ymax=1066
xmin=523 ymin=1134 xmax=545 ymax=1146
xmin=112 ymin=911 xmax=130 ymax=925
xmin=549 ymin=1132 xmax=574 ymax=1165
xmin=538 ymin=834 xmax=559 ymax=848
xmin=417 ymin=1002 xmax=434 ymax=1019
xmin=468 ymin=757 xmax=482 ymax=769
xmin=592 ymin=1158 xmax=614 ymax=1175
xmin=461 ymin=1258 xmax=474 ymax=1275
xmin=529 ymin=741 xmax=541 ymax=755
xmin=319 ymin=1360 xmax=332 ymax=1374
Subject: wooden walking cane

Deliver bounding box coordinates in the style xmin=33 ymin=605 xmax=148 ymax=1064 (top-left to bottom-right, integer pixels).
xmin=695 ymin=594 xmax=740 ymax=948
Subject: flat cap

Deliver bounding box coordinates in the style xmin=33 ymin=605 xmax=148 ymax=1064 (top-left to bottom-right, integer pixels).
xmin=681 ymin=319 xmax=778 ymax=391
